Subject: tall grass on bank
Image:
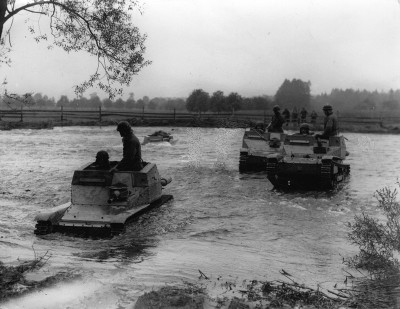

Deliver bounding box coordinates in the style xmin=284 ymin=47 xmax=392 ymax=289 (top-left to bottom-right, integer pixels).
xmin=342 ymin=182 xmax=400 ymax=308
xmin=346 ymin=182 xmax=400 ymax=273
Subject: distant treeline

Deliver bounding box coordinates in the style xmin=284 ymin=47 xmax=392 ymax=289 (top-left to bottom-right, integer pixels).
xmin=1 ymin=79 xmax=399 ymax=113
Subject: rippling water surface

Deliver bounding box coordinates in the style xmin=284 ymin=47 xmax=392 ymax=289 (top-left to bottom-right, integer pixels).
xmin=0 ymin=126 xmax=399 ymax=308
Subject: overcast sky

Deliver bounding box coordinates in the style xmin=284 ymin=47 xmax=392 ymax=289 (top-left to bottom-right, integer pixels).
xmin=2 ymin=0 xmax=400 ymax=100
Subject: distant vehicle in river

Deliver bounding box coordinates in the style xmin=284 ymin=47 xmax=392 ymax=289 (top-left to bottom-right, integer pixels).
xmin=142 ymin=130 xmax=174 ymax=145
xmin=34 ymin=161 xmax=172 ymax=237
xmin=266 ymin=134 xmax=350 ymax=190
xmin=239 ymin=127 xmax=286 ymax=173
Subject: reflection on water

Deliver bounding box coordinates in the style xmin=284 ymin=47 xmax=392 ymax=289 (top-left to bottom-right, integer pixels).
xmin=1 ymin=127 xmax=400 ymax=308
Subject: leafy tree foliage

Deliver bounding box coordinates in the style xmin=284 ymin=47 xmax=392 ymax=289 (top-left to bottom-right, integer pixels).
xmin=164 ymin=98 xmax=186 ymax=110
xmin=312 ymin=88 xmax=400 ymax=112
xmin=33 ymin=93 xmax=55 ymax=107
xmin=242 ymin=96 xmax=271 ymax=110
xmin=102 ymin=97 xmax=113 ymax=109
xmin=186 ymin=89 xmax=210 ymax=113
xmin=56 ymin=95 xmax=70 ymax=107
xmin=382 ymin=100 xmax=400 ymax=110
xmin=125 ymin=92 xmax=135 ymax=109
xmin=226 ymin=92 xmax=243 ymax=112
xmin=209 ymin=90 xmax=226 ymax=113
xmin=114 ymin=98 xmax=125 ymax=109
xmin=275 ymin=78 xmax=311 ymax=109
xmin=0 ymin=0 xmax=150 ymax=98
xmin=136 ymin=98 xmax=144 ymax=109
xmin=87 ymin=93 xmax=102 ymax=108
xmin=1 ymin=92 xmax=34 ymax=109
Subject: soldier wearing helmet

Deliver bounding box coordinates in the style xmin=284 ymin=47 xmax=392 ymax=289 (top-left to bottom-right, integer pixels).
xmin=112 ymin=121 xmax=143 ymax=171
xmin=293 ymin=123 xmax=312 ymax=136
xmin=88 ymin=150 xmax=111 ymax=170
xmin=299 ymin=123 xmax=311 ymax=135
xmin=267 ymin=105 xmax=285 ymax=133
xmin=282 ymin=108 xmax=290 ymax=126
xmin=315 ymin=104 xmax=338 ymax=139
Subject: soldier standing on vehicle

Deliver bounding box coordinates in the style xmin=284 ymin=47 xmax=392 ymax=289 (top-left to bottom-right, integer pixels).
xmin=300 ymin=107 xmax=308 ymax=123
xmin=314 ymin=104 xmax=338 ymax=140
xmin=267 ymin=105 xmax=285 ymax=133
xmin=111 ymin=121 xmax=143 ymax=171
xmin=291 ymin=107 xmax=299 ymax=126
xmin=310 ymin=110 xmax=317 ymax=125
xmin=282 ymin=108 xmax=290 ymax=126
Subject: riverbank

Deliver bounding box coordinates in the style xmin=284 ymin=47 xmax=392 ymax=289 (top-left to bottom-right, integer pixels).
xmin=0 ymin=256 xmax=78 ymax=302
xmin=1 ymin=259 xmax=392 ymax=309
xmin=0 ymin=260 xmax=356 ymax=308
xmin=1 ymin=117 xmax=400 ymax=134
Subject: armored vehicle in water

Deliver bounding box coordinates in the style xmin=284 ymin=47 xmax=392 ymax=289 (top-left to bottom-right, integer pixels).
xmin=34 ymin=161 xmax=172 ymax=237
xmin=266 ymin=134 xmax=350 ymax=190
xmin=239 ymin=128 xmax=285 ymax=173
xmin=142 ymin=130 xmax=174 ymax=145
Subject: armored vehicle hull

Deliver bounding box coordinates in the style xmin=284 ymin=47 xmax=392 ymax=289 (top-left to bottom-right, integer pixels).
xmin=239 ymin=129 xmax=285 ymax=173
xmin=266 ymin=135 xmax=350 ymax=190
xmin=142 ymin=131 xmax=173 ymax=145
xmin=34 ymin=162 xmax=172 ymax=237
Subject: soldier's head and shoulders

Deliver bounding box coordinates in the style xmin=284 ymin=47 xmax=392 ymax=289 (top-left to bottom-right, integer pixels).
xmin=117 ymin=121 xmax=140 ymax=144
xmin=322 ymin=104 xmax=335 ymax=119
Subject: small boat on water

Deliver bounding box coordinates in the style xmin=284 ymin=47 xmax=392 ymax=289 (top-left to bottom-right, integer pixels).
xmin=142 ymin=130 xmax=174 ymax=145
xmin=34 ymin=160 xmax=172 ymax=237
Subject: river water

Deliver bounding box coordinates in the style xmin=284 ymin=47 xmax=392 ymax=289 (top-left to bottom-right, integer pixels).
xmin=0 ymin=126 xmax=399 ymax=308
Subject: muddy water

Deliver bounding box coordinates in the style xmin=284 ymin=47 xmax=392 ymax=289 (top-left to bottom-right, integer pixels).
xmin=0 ymin=126 xmax=399 ymax=308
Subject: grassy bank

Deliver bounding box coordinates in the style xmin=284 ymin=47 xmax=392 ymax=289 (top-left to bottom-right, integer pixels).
xmin=0 ymin=253 xmax=78 ymax=302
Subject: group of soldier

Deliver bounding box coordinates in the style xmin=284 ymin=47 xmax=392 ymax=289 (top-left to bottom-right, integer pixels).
xmin=281 ymin=107 xmax=318 ymax=126
xmin=262 ymin=104 xmax=338 ymax=140
xmin=93 ymin=103 xmax=338 ymax=172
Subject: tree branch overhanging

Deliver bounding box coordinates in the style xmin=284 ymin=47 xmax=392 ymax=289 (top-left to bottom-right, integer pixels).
xmin=1 ymin=0 xmax=150 ymax=99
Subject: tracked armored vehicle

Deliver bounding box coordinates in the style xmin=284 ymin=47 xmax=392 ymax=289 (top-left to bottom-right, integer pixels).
xmin=266 ymin=134 xmax=350 ymax=190
xmin=142 ymin=131 xmax=173 ymax=145
xmin=239 ymin=128 xmax=286 ymax=173
xmin=34 ymin=161 xmax=172 ymax=237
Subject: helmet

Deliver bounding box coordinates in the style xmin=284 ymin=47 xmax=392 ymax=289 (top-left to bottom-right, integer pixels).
xmin=300 ymin=123 xmax=310 ymax=129
xmin=322 ymin=104 xmax=332 ymax=111
xmin=95 ymin=150 xmax=110 ymax=168
xmin=273 ymin=105 xmax=280 ymax=112
xmin=96 ymin=150 xmax=109 ymax=161
xmin=299 ymin=123 xmax=310 ymax=134
xmin=95 ymin=150 xmax=109 ymax=166
xmin=116 ymin=121 xmax=132 ymax=136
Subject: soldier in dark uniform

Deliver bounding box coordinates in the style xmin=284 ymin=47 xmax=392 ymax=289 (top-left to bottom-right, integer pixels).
xmin=267 ymin=105 xmax=285 ymax=133
xmin=314 ymin=104 xmax=338 ymax=140
xmin=291 ymin=107 xmax=299 ymax=125
xmin=300 ymin=107 xmax=308 ymax=123
xmin=296 ymin=123 xmax=312 ymax=135
xmin=310 ymin=110 xmax=317 ymax=125
xmin=112 ymin=121 xmax=143 ymax=171
xmin=282 ymin=108 xmax=290 ymax=126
